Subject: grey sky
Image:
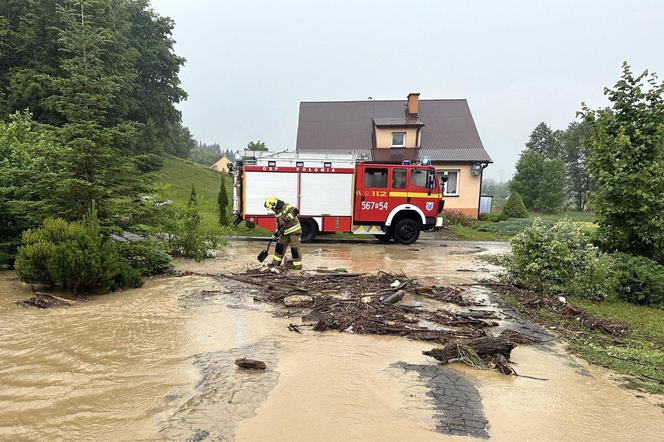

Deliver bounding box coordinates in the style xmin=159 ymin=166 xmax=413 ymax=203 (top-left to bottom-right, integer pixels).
xmin=150 ymin=0 xmax=664 ymax=181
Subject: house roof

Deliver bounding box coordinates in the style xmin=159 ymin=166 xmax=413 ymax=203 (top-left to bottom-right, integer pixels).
xmin=296 ymin=99 xmax=492 ymax=163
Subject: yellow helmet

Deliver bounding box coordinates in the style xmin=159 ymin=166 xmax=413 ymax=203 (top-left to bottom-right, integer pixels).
xmin=264 ymin=196 xmax=278 ymax=211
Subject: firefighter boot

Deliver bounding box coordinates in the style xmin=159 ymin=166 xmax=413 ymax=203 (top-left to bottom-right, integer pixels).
xmin=290 ymin=234 xmax=303 ymax=270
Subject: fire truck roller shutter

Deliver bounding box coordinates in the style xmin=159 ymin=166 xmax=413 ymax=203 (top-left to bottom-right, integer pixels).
xmin=384 ymin=204 xmax=427 ymax=227
xmin=300 ymin=173 xmax=353 ymax=216
xmin=244 ymin=172 xmax=298 ymax=215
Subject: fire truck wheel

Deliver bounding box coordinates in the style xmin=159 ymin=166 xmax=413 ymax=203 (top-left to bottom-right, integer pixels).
xmin=300 ymin=219 xmax=318 ymax=243
xmin=392 ymin=218 xmax=420 ymax=244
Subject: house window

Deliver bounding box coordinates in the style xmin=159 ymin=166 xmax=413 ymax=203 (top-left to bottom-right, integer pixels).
xmin=392 ymin=169 xmax=407 ymax=189
xmin=439 ymin=170 xmax=459 ymax=196
xmin=364 ymin=168 xmax=388 ymax=188
xmin=391 ymin=132 xmax=406 ymax=147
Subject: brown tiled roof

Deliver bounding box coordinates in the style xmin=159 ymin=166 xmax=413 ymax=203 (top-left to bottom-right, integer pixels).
xmin=296 ymin=99 xmax=491 ymax=163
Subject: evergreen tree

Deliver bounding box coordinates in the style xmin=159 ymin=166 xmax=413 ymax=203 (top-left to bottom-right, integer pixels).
xmin=217 ymin=176 xmax=229 ymax=226
xmin=48 ymin=0 xmax=145 ymax=221
xmin=561 ymin=121 xmax=593 ymax=210
xmin=501 ymin=192 xmax=529 ymax=219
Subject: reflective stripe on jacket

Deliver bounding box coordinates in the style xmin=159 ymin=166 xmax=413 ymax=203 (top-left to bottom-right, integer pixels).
xmin=274 ymin=202 xmax=301 ymax=236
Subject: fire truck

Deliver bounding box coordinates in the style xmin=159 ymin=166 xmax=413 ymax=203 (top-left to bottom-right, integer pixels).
xmin=231 ymin=151 xmax=445 ymax=244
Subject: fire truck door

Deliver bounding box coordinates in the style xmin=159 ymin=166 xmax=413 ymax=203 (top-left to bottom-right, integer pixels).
xmin=389 ymin=167 xmax=408 ymax=208
xmin=354 ymin=166 xmax=390 ymax=223
xmin=408 ymin=168 xmax=438 ymax=219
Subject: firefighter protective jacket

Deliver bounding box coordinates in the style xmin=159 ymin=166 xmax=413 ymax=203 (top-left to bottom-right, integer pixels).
xmin=274 ymin=200 xmax=301 ymax=236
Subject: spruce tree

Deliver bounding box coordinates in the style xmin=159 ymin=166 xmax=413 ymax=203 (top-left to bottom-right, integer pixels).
xmin=218 ymin=176 xmax=229 ymax=226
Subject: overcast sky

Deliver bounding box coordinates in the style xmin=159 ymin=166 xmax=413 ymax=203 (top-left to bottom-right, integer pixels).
xmin=150 ymin=0 xmax=664 ymax=181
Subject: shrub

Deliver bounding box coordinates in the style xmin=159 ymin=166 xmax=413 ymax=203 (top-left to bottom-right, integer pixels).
xmin=15 ymin=218 xmax=85 ymax=286
xmin=115 ymin=241 xmax=173 ymax=276
xmin=479 ymin=212 xmax=502 ymax=223
xmin=508 ymin=219 xmax=611 ymax=299
xmin=500 ymin=192 xmax=529 ymax=220
xmin=47 ymin=234 xmax=123 ymax=295
xmin=444 ymin=210 xmax=474 ymax=226
xmin=14 ymin=207 xmax=144 ymax=294
xmin=609 ymin=253 xmax=664 ymax=307
xmin=166 ymin=186 xmax=222 ymax=261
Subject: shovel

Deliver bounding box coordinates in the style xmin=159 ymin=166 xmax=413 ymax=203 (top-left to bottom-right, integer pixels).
xmin=257 ymin=237 xmax=274 ymax=262
xmin=257 ymin=227 xmax=283 ymax=262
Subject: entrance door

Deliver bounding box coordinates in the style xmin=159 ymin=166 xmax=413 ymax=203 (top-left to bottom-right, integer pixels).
xmin=354 ymin=166 xmax=390 ymax=223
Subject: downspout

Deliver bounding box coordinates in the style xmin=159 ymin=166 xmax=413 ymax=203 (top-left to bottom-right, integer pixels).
xmin=477 ymin=163 xmax=489 ymax=219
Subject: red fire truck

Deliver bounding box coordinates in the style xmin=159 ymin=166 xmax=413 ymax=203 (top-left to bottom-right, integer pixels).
xmin=231 ymin=151 xmax=445 ymax=244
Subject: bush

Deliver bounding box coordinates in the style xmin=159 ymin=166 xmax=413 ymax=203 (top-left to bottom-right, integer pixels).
xmin=500 ymin=192 xmax=529 ymax=220
xmin=14 ymin=209 xmax=143 ymax=294
xmin=609 ymin=253 xmax=664 ymax=307
xmin=166 ymin=186 xmax=222 ymax=261
xmin=47 ymin=234 xmax=124 ymax=294
xmin=444 ymin=210 xmax=474 ymax=226
xmin=508 ymin=219 xmax=611 ymax=299
xmin=115 ymin=241 xmax=173 ymax=276
xmin=479 ymin=212 xmax=502 ymax=223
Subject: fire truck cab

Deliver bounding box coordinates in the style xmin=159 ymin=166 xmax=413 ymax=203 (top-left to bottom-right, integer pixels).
xmin=231 ymin=151 xmax=444 ymax=244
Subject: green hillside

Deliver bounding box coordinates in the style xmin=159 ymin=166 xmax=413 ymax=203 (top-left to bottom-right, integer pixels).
xmin=152 ymin=155 xmax=261 ymax=235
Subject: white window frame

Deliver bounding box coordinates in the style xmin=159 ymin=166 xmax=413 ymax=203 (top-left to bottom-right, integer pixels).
xmin=440 ymin=169 xmax=460 ymax=196
xmin=391 ymin=131 xmax=406 ymax=147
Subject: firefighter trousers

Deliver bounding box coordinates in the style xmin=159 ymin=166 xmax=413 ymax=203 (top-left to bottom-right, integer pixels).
xmin=273 ymin=234 xmax=302 ymax=269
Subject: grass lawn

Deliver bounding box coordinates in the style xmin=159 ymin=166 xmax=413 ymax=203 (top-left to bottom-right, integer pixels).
xmin=152 ymin=155 xmax=266 ymax=236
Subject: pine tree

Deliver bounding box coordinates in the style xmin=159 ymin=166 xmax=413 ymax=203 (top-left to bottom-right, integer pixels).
xmin=501 ymin=192 xmax=529 ymax=219
xmin=217 ymin=176 xmax=229 ymax=226
xmin=49 ymin=0 xmax=145 ymax=221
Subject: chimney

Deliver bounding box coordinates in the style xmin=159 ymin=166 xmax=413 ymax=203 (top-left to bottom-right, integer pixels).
xmin=407 ymin=93 xmax=420 ymax=117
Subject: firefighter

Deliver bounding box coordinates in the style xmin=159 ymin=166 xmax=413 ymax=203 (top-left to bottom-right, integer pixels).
xmin=264 ymin=196 xmax=303 ymax=270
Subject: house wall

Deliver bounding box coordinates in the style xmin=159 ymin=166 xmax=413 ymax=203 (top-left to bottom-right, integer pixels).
xmin=374 ymin=127 xmax=420 ymax=148
xmin=434 ymin=163 xmax=482 ymax=219
xmin=211 ymin=157 xmax=231 ymax=174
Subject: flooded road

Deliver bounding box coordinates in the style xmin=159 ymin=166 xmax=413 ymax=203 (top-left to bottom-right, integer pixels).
xmin=1 ymin=240 xmax=663 ymax=441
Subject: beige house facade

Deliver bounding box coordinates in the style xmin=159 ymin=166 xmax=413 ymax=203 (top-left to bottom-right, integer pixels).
xmin=210 ymin=156 xmax=231 ymax=174
xmin=296 ymin=93 xmax=491 ymax=218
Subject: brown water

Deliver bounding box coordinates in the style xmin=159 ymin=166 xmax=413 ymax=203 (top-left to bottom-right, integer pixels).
xmin=1 ymin=240 xmax=663 ymax=441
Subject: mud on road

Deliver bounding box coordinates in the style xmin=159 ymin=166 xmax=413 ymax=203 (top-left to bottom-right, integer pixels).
xmin=1 ymin=240 xmax=663 ymax=441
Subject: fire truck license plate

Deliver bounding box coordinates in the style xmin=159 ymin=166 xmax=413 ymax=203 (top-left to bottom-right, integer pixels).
xmin=361 ymin=201 xmax=388 ymax=211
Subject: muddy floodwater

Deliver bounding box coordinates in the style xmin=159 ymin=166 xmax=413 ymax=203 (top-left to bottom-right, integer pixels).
xmin=1 ymin=240 xmax=663 ymax=441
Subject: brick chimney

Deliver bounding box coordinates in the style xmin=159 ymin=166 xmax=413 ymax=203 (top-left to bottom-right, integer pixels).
xmin=407 ymin=92 xmax=420 ymax=116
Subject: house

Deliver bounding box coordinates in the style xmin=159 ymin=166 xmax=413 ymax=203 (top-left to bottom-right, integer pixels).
xmin=210 ymin=156 xmax=231 ymax=174
xmin=296 ymin=93 xmax=492 ymax=218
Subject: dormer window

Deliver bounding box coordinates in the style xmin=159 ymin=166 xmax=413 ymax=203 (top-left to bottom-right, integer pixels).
xmin=391 ymin=132 xmax=406 ymax=147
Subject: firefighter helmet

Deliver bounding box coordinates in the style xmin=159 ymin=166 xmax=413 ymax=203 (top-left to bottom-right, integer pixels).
xmin=264 ymin=196 xmax=278 ymax=211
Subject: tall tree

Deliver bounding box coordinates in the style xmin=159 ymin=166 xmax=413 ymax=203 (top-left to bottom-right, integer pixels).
xmin=48 ymin=0 xmax=144 ymax=220
xmin=510 ymin=149 xmax=565 ymax=212
xmin=561 ymin=120 xmax=593 ymax=210
xmin=246 ymin=140 xmax=267 ymax=151
xmin=525 ymin=122 xmax=563 ymax=160
xmin=581 ymin=62 xmax=664 ymax=263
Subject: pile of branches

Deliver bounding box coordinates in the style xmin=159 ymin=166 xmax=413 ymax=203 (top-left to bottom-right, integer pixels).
xmin=490 ymin=283 xmax=629 ymax=338
xmin=220 ymin=269 xmax=498 ymax=345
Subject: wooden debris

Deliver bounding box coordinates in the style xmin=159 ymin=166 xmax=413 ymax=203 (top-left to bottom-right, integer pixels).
xmin=235 ymin=358 xmax=267 ymax=370
xmin=17 ymin=293 xmax=73 ymax=309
